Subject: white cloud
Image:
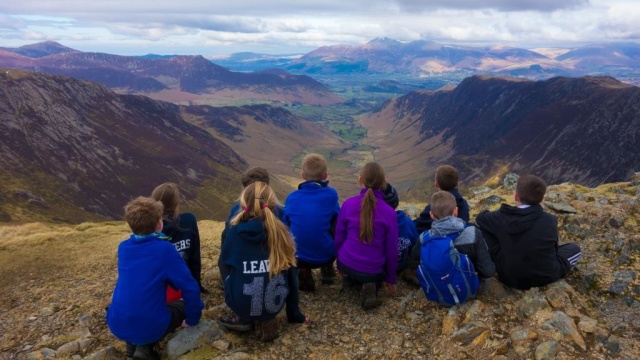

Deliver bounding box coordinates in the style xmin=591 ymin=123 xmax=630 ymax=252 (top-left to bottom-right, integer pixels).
xmin=0 ymin=1 xmax=637 ymax=55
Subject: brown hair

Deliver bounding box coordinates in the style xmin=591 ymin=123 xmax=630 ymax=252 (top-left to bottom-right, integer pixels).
xmin=435 ymin=165 xmax=459 ymax=191
xmin=230 ymin=182 xmax=296 ymax=277
xmin=124 ymin=196 xmax=163 ymax=235
xmin=302 ymin=153 xmax=327 ymax=181
xmin=151 ymin=182 xmax=181 ymax=224
xmin=242 ymin=167 xmax=270 ymax=187
xmin=359 ymin=162 xmax=387 ymax=244
xmin=430 ymin=191 xmax=457 ymax=220
xmin=516 ymin=174 xmax=547 ymax=205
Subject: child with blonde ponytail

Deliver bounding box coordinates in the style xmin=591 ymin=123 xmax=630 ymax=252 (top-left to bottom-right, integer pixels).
xmin=219 ymin=181 xmax=308 ymax=341
xmin=335 ymin=162 xmax=399 ymax=309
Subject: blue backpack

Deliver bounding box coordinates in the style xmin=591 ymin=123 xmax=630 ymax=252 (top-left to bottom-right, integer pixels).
xmin=417 ymin=231 xmax=479 ymax=307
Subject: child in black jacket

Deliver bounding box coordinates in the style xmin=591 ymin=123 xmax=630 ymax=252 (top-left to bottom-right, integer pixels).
xmin=476 ymin=174 xmax=582 ymax=290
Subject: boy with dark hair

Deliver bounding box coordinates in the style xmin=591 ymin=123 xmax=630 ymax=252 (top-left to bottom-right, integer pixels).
xmin=382 ymin=183 xmax=419 ymax=273
xmin=414 ymin=165 xmax=470 ymax=233
xmin=283 ymin=153 xmax=340 ymax=291
xmin=107 ymin=197 xmax=203 ymax=359
xmin=476 ymin=174 xmax=582 ymax=290
xmin=218 ymin=167 xmax=281 ymax=286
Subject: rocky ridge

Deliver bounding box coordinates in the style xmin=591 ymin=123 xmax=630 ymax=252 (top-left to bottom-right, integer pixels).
xmin=0 ymin=173 xmax=637 ymax=359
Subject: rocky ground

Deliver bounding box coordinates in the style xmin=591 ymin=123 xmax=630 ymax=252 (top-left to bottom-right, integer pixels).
xmin=0 ymin=174 xmax=638 ymax=359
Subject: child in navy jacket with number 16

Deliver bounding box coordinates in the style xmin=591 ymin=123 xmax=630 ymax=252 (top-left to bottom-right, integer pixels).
xmin=219 ymin=181 xmax=308 ymax=341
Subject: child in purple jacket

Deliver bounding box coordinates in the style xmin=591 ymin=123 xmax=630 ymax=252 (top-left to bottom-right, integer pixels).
xmin=335 ymin=162 xmax=399 ymax=310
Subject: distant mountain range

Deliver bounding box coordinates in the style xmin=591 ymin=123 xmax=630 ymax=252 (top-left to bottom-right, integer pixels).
xmin=0 ymin=41 xmax=342 ymax=105
xmin=214 ymin=38 xmax=640 ymax=86
xmin=0 ymin=67 xmax=339 ymax=223
xmin=361 ymin=75 xmax=640 ymax=197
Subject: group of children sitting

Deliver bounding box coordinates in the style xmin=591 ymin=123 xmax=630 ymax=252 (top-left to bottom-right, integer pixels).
xmin=106 ymin=154 xmax=582 ymax=359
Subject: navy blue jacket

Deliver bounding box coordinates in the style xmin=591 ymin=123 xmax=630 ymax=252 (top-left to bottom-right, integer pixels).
xmin=107 ymin=233 xmax=203 ymax=345
xmin=283 ymin=180 xmax=340 ymax=264
xmin=396 ymin=210 xmax=419 ymax=272
xmin=162 ymin=212 xmax=203 ymax=291
xmin=414 ymin=188 xmax=470 ymax=233
xmin=220 ymin=218 xmax=305 ymax=322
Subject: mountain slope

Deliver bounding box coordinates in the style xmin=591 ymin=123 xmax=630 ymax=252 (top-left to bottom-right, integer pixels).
xmin=0 ymin=68 xmax=247 ymax=222
xmin=0 ymin=42 xmax=343 ymax=105
xmin=361 ymin=75 xmax=640 ymax=195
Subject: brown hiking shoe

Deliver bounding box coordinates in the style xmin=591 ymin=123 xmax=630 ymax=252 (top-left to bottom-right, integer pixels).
xmin=298 ymin=268 xmax=316 ymax=291
xmin=259 ymin=319 xmax=279 ymax=342
xmin=321 ymin=264 xmax=336 ymax=285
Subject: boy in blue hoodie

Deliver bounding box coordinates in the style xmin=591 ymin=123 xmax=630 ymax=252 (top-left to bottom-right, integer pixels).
xmin=107 ymin=197 xmax=203 ymax=359
xmin=283 ymin=153 xmax=340 ymax=291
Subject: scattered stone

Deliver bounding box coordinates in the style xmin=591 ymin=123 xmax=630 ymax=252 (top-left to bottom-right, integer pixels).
xmin=470 ymin=186 xmax=491 ymax=196
xmin=493 ymin=340 xmax=510 ymax=355
xmin=461 ymin=300 xmax=484 ymax=324
xmin=535 ymin=341 xmax=559 ymax=360
xmin=545 ymin=283 xmax=574 ymax=309
xmin=510 ymin=328 xmax=538 ymax=343
xmin=451 ymin=322 xmax=489 ymax=346
xmin=212 ymin=340 xmax=229 ymax=351
xmin=82 ymin=347 xmax=121 ymax=360
xmin=578 ymin=316 xmax=598 ymax=334
xmin=516 ymin=288 xmax=550 ymax=320
xmin=477 ymin=277 xmax=509 ymax=300
xmin=166 ymin=320 xmax=222 ymax=359
xmin=503 ymin=173 xmax=519 ymax=190
xmin=603 ymin=335 xmax=621 ymax=355
xmin=546 ymin=311 xmax=586 ymax=351
xmin=441 ymin=308 xmax=459 ymax=335
xmin=56 ymin=338 xmax=93 ymax=357
xmin=608 ymin=216 xmax=624 ymax=228
xmin=631 ymin=172 xmax=640 ymax=186
xmin=609 ymin=281 xmax=630 ymax=295
xmin=483 ymin=195 xmax=504 ymax=207
xmin=26 ymin=348 xmax=56 ymax=359
xmin=545 ymin=202 xmax=578 ymax=214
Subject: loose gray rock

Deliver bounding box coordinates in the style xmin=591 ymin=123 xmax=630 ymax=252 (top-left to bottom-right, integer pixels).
xmin=478 ymin=277 xmax=509 ymax=300
xmin=545 ymin=202 xmax=578 ymax=214
xmin=56 ymin=338 xmax=93 ymax=357
xmin=510 ymin=328 xmax=538 ymax=343
xmin=470 ymin=186 xmax=491 ymax=196
xmin=631 ymin=172 xmax=640 ymax=186
xmin=26 ymin=348 xmax=56 ymax=359
xmin=166 ymin=320 xmax=222 ymax=359
xmin=516 ymin=288 xmax=550 ymax=320
xmin=535 ymin=340 xmax=559 ymax=360
xmin=483 ymin=195 xmax=504 ymax=207
xmin=451 ymin=322 xmax=489 ymax=346
xmin=402 ymin=205 xmax=421 ymax=219
xmin=82 ymin=346 xmax=120 ymax=360
xmin=503 ymin=173 xmax=519 ymax=190
xmin=609 ymin=281 xmax=630 ymax=295
xmin=545 ymin=311 xmax=586 ymax=351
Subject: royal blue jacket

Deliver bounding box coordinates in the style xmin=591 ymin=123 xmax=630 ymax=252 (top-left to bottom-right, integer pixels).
xmin=396 ymin=210 xmax=419 ymax=272
xmin=283 ymin=180 xmax=340 ymax=264
xmin=107 ymin=233 xmax=203 ymax=345
xmin=162 ymin=212 xmax=203 ymax=290
xmin=220 ymin=218 xmax=305 ymax=322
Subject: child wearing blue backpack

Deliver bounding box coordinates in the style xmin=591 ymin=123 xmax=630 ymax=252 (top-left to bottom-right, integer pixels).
xmin=417 ymin=191 xmax=495 ymax=306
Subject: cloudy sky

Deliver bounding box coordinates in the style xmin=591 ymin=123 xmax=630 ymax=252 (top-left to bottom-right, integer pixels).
xmin=1 ymin=1 xmax=638 ymax=56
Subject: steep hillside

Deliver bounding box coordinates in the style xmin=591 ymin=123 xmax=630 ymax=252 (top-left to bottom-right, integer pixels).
xmin=361 ymin=75 xmax=640 ymax=197
xmin=0 ymin=68 xmax=247 ymax=222
xmin=180 ymin=103 xmax=351 ymax=196
xmin=0 ymin=42 xmax=343 ymax=105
